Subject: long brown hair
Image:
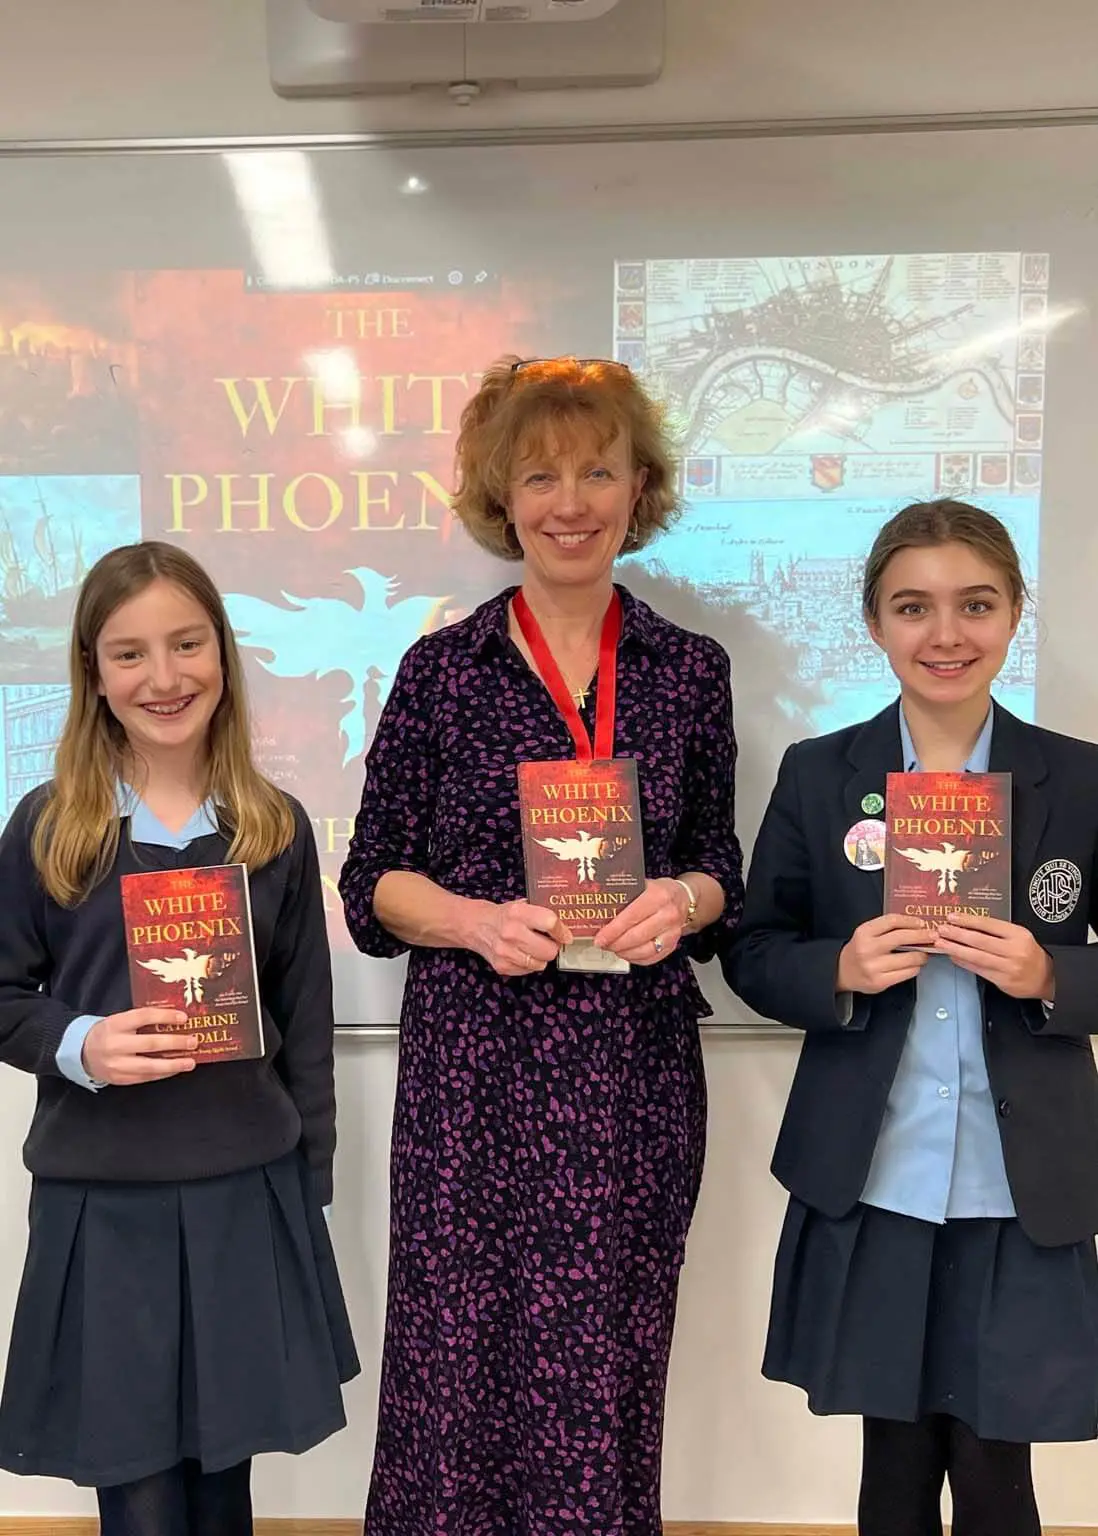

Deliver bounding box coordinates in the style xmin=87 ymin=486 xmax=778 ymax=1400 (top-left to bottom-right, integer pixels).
xmin=862 ymin=498 xmax=1029 ymax=620
xmin=33 ymin=541 xmax=294 ymax=906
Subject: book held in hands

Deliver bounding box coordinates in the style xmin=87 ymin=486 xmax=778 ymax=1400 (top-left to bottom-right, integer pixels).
xmin=884 ymin=770 xmax=1012 ymax=943
xmin=517 ymin=757 xmax=646 ymax=973
xmin=121 ymin=863 xmax=264 ymax=1062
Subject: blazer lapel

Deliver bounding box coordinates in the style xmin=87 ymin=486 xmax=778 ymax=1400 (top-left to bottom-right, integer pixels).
xmin=842 ymin=703 xmax=905 ymax=923
xmin=844 ymin=701 xmax=905 ymax=823
xmin=989 ymin=705 xmax=1049 ymax=926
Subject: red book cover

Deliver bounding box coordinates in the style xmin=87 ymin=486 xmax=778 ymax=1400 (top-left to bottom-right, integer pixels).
xmin=120 ymin=863 xmax=264 ymax=1063
xmin=517 ymin=758 xmax=646 ymax=941
xmin=884 ymin=771 xmax=1012 ymax=940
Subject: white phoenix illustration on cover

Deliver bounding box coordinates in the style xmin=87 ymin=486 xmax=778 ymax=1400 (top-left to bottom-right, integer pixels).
xmin=894 ymin=841 xmax=997 ymax=896
xmin=536 ymin=829 xmax=607 ymax=883
xmin=137 ymin=948 xmax=215 ymax=1006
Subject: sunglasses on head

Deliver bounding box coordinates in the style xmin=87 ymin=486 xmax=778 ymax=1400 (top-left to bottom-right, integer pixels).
xmin=510 ymin=357 xmax=631 ymax=374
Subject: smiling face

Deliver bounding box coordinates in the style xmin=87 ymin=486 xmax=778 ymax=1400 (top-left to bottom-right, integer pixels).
xmin=95 ymin=577 xmax=224 ymax=772
xmin=867 ymin=540 xmax=1021 ymax=712
xmin=507 ymin=423 xmax=647 ymax=596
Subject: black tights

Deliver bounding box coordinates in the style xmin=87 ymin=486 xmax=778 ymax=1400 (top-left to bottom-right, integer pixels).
xmin=96 ymin=1457 xmax=252 ymax=1536
xmin=858 ymin=1415 xmax=1040 ymax=1536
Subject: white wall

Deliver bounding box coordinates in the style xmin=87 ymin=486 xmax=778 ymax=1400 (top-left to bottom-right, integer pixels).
xmin=4 ymin=1033 xmax=1098 ymax=1524
xmin=3 ymin=0 xmax=1098 ymax=1525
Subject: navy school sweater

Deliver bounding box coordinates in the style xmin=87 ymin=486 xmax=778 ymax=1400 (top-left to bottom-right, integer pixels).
xmin=0 ymin=788 xmax=338 ymax=1205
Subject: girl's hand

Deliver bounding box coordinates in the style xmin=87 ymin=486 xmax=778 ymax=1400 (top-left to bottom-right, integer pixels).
xmin=836 ymin=915 xmax=933 ymax=994
xmin=82 ymin=1008 xmax=200 ymax=1086
xmin=935 ymin=912 xmax=1055 ymax=999
xmin=593 ymin=878 xmax=690 ymax=966
xmin=468 ymin=899 xmax=572 ymax=977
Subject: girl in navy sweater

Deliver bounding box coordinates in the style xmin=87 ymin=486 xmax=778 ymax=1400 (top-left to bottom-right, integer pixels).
xmin=0 ymin=542 xmax=358 ymax=1535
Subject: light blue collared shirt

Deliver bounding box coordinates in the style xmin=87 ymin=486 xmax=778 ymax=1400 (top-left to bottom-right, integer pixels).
xmin=860 ymin=704 xmax=1017 ymax=1223
xmin=55 ymin=787 xmax=221 ymax=1092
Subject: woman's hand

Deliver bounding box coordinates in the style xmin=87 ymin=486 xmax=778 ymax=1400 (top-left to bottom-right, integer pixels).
xmin=467 ymin=899 xmax=572 ymax=978
xmin=82 ymin=1008 xmax=200 ymax=1086
xmin=592 ymin=878 xmax=691 ymax=966
xmin=935 ymin=912 xmax=1055 ymax=999
xmin=836 ymin=915 xmax=933 ymax=995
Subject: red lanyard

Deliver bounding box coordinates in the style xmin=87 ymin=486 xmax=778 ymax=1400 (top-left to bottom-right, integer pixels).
xmin=511 ymin=588 xmax=621 ymax=763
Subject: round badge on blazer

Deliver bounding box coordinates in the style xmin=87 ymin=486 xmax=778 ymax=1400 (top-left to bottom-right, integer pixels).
xmin=1029 ymin=859 xmax=1082 ymax=923
xmin=844 ymin=819 xmax=886 ymax=870
xmin=861 ymin=792 xmax=885 ymax=816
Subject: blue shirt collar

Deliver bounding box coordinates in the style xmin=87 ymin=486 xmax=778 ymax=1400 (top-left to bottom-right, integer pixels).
xmin=116 ymin=783 xmax=220 ymax=850
xmin=899 ymin=701 xmax=994 ymax=774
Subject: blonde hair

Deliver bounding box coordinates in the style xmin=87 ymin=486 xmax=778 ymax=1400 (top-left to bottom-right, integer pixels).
xmin=451 ymin=355 xmax=681 ymax=559
xmin=863 ymin=499 xmax=1029 ymax=620
xmin=33 ymin=541 xmax=294 ymax=906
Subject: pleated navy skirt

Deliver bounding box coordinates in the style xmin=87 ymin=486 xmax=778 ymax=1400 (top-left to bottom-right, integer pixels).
xmin=764 ymin=1197 xmax=1098 ymax=1444
xmin=0 ymin=1150 xmax=360 ymax=1488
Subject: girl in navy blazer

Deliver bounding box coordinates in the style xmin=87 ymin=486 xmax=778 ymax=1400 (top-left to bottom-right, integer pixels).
xmin=724 ymin=499 xmax=1098 ymax=1536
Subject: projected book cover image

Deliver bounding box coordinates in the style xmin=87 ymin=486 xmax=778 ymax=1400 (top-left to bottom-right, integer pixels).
xmin=517 ymin=758 xmax=646 ymax=966
xmin=129 ymin=267 xmax=552 ymax=950
xmin=884 ymin=771 xmax=1012 ymax=941
xmin=120 ymin=863 xmax=264 ymax=1062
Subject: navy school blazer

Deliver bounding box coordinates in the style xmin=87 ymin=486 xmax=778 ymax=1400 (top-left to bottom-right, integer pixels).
xmin=722 ymin=701 xmax=1098 ymax=1248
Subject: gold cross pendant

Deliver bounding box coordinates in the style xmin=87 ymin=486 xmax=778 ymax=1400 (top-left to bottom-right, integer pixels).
xmin=571 ymin=683 xmax=589 ymax=709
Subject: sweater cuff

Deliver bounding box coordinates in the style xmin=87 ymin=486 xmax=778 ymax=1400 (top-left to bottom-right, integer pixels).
xmin=311 ymin=1164 xmax=334 ymax=1208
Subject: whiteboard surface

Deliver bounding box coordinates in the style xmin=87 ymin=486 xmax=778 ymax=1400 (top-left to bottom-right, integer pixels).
xmin=0 ymin=127 xmax=1093 ymax=1025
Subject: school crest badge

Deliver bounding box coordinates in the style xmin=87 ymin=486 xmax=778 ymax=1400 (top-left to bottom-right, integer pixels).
xmin=1028 ymin=859 xmax=1082 ymax=924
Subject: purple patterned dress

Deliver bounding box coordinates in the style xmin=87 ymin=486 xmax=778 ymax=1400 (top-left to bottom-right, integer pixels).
xmin=340 ymin=585 xmax=743 ymax=1536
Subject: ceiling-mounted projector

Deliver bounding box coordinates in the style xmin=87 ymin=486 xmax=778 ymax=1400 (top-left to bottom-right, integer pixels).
xmin=308 ymin=0 xmax=622 ymax=19
xmin=268 ymin=0 xmax=662 ymax=97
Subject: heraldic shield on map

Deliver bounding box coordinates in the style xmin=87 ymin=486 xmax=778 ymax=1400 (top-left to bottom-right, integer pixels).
xmin=614 ymin=251 xmax=1045 ymax=732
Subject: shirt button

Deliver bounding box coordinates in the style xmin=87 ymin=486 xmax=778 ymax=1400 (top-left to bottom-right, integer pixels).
xmin=936 ymin=1007 xmax=949 ymax=1020
xmin=998 ymin=1099 xmax=1012 ymax=1117
xmin=938 ymin=1085 xmax=951 ymax=1098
